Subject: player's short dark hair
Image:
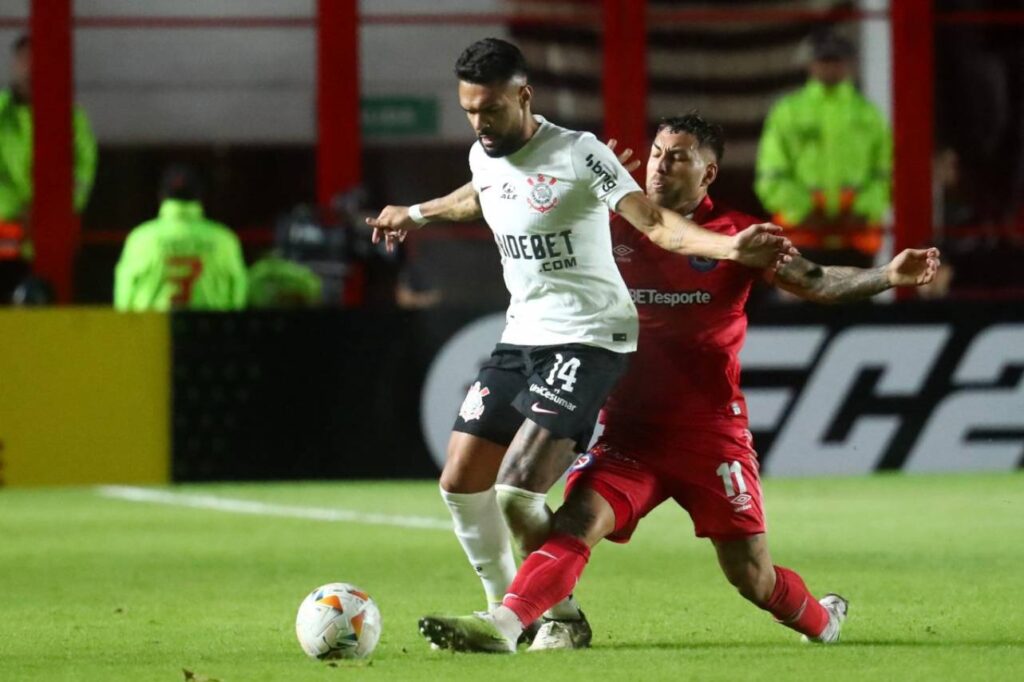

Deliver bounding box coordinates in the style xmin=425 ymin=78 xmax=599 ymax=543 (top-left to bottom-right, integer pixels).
xmin=454 ymin=38 xmax=528 ymax=85
xmin=159 ymin=164 xmax=203 ymax=201
xmin=12 ymin=34 xmax=30 ymax=54
xmin=657 ymin=113 xmax=725 ymax=162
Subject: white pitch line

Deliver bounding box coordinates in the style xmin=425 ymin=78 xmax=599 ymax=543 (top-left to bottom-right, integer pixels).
xmin=96 ymin=485 xmax=452 ymax=531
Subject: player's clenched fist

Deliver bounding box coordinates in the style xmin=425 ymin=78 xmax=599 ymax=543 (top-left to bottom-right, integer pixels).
xmin=730 ymin=223 xmax=798 ymax=270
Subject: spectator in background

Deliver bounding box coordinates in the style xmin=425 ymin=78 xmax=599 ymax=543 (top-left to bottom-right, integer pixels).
xmin=936 ymin=0 xmax=1024 ymax=229
xmin=395 ymin=253 xmax=442 ymax=309
xmin=114 ymin=165 xmax=246 ymax=311
xmin=247 ymin=252 xmax=322 ymax=308
xmin=0 ymin=34 xmax=97 ymax=302
xmin=756 ymin=28 xmax=891 ymax=268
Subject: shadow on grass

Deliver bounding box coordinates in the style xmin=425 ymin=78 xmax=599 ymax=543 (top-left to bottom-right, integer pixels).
xmin=841 ymin=640 xmax=1024 ymax=648
xmin=600 ymin=639 xmax=1024 ymax=651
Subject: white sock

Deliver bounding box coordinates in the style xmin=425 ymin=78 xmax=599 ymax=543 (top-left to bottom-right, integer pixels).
xmin=495 ymin=484 xmax=582 ymax=621
xmin=495 ymin=484 xmax=551 ymax=558
xmin=440 ymin=486 xmax=517 ymax=608
xmin=490 ymin=605 xmax=525 ymax=644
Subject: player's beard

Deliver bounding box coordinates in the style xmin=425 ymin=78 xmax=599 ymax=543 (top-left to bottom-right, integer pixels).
xmin=648 ymin=185 xmax=681 ymax=210
xmin=649 ymin=179 xmax=701 ymax=214
xmin=479 ymin=132 xmax=528 ymax=158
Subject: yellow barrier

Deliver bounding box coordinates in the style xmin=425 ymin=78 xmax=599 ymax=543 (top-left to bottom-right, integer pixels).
xmin=0 ymin=308 xmax=169 ymax=486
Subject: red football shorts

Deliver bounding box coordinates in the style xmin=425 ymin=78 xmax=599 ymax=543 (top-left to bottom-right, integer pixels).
xmin=564 ymin=425 xmax=766 ymax=542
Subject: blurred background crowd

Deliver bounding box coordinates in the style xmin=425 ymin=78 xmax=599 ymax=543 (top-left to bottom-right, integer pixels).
xmin=1 ymin=0 xmax=1021 ymax=310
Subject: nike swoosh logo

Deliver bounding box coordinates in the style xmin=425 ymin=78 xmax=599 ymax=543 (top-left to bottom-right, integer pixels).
xmin=480 ymin=185 xmax=493 ymax=192
xmin=530 ymin=402 xmax=558 ymax=415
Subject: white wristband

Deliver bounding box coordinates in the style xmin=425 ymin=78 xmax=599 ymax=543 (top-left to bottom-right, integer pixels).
xmin=407 ymin=203 xmax=430 ymax=225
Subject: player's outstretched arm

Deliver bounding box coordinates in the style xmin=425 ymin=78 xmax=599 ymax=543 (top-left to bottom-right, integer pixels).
xmin=366 ymin=181 xmax=482 ymax=250
xmin=773 ymin=247 xmax=941 ymax=304
xmin=615 ymin=191 xmax=796 ymax=269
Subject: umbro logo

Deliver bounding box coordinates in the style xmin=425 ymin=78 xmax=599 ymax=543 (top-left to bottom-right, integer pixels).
xmin=731 ymin=493 xmax=753 ymax=512
xmin=613 ymin=244 xmax=633 ymax=260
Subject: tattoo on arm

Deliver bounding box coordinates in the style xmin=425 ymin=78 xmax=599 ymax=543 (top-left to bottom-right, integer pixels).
xmin=774 ymin=256 xmax=891 ymax=303
xmin=421 ymin=181 xmax=483 ymax=222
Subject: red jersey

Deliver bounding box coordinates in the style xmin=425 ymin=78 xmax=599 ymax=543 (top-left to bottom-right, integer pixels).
xmin=602 ymin=195 xmax=760 ymax=431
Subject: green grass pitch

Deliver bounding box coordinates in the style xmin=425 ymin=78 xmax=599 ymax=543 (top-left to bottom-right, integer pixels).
xmin=1 ymin=473 xmax=1021 ymax=681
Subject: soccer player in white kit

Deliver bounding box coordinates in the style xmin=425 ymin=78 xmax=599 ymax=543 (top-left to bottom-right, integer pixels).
xmin=367 ymin=38 xmax=794 ymax=649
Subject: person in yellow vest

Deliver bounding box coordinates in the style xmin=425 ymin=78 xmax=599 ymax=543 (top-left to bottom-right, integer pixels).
xmin=755 ymin=29 xmax=892 ymax=268
xmin=0 ymin=34 xmax=98 ymax=302
xmin=115 ymin=165 xmax=247 ymax=311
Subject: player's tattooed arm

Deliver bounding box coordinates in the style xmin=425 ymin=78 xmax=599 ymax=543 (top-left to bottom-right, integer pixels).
xmin=773 ymin=257 xmax=889 ymax=303
xmin=615 ymin=192 xmax=796 ymax=269
xmin=366 ymin=181 xmax=482 ymax=250
xmin=773 ymin=248 xmax=941 ymax=303
xmin=417 ymin=181 xmax=484 ymax=222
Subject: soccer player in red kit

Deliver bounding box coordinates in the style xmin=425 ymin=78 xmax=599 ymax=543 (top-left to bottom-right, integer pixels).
xmin=421 ymin=114 xmax=940 ymax=653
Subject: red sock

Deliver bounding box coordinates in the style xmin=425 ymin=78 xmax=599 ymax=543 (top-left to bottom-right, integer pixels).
xmin=764 ymin=566 xmax=829 ymax=637
xmin=502 ymin=534 xmax=590 ymax=626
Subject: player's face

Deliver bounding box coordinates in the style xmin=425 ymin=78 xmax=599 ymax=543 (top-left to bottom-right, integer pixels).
xmin=458 ymin=79 xmax=532 ymax=157
xmin=646 ymin=130 xmax=718 ymax=212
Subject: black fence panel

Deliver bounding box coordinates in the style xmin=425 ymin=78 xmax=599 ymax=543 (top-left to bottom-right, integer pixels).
xmin=172 ymin=302 xmax=1024 ymax=480
xmin=171 ymin=308 xmax=492 ymax=481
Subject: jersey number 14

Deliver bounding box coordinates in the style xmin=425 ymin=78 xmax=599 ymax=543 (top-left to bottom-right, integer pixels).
xmin=546 ymin=353 xmax=581 ymax=392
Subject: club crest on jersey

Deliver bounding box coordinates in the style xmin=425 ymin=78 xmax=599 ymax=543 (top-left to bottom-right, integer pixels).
xmin=526 ymin=174 xmax=560 ymax=214
xmin=459 ymin=381 xmax=490 ymax=422
xmin=569 ymin=454 xmax=594 ymax=472
xmin=689 ymin=256 xmax=719 ymax=272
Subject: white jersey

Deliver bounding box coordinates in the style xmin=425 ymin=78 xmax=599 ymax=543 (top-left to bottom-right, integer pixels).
xmin=469 ymin=116 xmax=642 ymax=353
